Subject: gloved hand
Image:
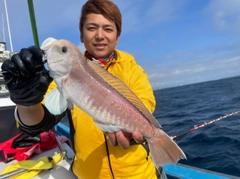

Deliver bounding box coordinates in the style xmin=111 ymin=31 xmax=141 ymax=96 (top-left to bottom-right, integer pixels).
xmin=1 ymin=46 xmax=52 ymax=106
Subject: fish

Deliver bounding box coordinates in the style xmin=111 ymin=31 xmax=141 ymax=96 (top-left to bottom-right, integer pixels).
xmin=41 ymin=37 xmax=186 ymax=168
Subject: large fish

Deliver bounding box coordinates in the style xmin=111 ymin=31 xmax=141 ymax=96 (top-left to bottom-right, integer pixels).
xmin=41 ymin=37 xmax=186 ymax=168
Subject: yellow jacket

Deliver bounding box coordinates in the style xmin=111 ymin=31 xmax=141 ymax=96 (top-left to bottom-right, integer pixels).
xmin=48 ymin=49 xmax=157 ymax=179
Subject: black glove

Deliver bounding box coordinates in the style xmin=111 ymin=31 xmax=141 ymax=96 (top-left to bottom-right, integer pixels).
xmin=1 ymin=46 xmax=53 ymax=106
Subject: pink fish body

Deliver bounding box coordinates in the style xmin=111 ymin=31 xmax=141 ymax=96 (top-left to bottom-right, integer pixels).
xmin=41 ymin=38 xmax=186 ymax=168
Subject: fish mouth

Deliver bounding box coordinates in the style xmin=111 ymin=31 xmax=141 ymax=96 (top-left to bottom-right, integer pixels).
xmin=41 ymin=37 xmax=57 ymax=55
xmin=48 ymin=59 xmax=63 ymax=64
xmin=46 ymin=59 xmax=66 ymax=71
xmin=44 ymin=60 xmax=61 ymax=72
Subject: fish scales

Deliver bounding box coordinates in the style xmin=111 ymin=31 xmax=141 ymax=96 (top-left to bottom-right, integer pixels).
xmin=42 ymin=37 xmax=186 ymax=168
xmin=66 ymin=63 xmax=153 ymax=135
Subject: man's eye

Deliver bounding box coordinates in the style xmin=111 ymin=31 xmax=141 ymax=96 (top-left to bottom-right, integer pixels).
xmin=105 ymin=28 xmax=113 ymax=32
xmin=88 ymin=27 xmax=96 ymax=31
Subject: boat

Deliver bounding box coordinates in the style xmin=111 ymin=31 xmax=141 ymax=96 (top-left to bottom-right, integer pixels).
xmin=0 ymin=98 xmax=239 ymax=179
xmin=0 ymin=97 xmax=78 ymax=179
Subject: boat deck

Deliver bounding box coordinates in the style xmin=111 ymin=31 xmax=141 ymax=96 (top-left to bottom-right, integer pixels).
xmin=0 ymin=142 xmax=77 ymax=179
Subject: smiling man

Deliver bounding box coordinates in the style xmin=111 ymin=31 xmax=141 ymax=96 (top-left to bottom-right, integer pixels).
xmin=1 ymin=0 xmax=168 ymax=178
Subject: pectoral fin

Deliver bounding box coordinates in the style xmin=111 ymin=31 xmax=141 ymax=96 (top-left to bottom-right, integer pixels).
xmin=44 ymin=88 xmax=68 ymax=115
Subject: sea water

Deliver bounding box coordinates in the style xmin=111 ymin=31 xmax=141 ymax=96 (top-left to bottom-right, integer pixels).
xmin=154 ymin=76 xmax=240 ymax=177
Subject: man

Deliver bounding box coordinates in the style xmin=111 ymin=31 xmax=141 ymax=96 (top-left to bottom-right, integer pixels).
xmin=2 ymin=0 xmax=167 ymax=178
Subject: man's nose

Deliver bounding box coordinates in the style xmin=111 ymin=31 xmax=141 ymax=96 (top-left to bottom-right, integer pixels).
xmin=96 ymin=28 xmax=104 ymax=39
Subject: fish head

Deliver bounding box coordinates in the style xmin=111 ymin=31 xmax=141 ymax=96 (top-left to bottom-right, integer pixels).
xmin=41 ymin=38 xmax=82 ymax=114
xmin=41 ymin=37 xmax=81 ymax=82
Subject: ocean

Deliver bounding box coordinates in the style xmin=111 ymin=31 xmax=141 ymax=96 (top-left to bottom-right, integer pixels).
xmin=154 ymin=75 xmax=240 ymax=177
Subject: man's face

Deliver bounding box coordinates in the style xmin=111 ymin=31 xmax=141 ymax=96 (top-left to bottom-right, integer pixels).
xmin=81 ymin=13 xmax=119 ymax=58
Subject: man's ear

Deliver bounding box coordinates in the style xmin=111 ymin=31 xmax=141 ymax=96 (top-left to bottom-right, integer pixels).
xmin=116 ymin=36 xmax=119 ymax=45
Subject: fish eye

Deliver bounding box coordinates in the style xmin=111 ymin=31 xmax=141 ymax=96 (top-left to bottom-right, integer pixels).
xmin=62 ymin=46 xmax=68 ymax=53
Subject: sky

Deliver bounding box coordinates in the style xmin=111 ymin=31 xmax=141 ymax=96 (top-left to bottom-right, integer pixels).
xmin=0 ymin=0 xmax=240 ymax=90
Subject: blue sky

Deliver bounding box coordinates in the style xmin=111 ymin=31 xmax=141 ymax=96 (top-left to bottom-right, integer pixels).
xmin=1 ymin=0 xmax=240 ymax=90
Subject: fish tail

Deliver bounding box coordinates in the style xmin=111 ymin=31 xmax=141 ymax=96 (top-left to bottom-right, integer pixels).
xmin=147 ymin=127 xmax=186 ymax=168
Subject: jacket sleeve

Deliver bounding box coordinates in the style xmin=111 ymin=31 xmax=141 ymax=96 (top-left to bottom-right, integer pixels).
xmin=127 ymin=59 xmax=156 ymax=113
xmin=18 ymin=105 xmax=66 ymax=136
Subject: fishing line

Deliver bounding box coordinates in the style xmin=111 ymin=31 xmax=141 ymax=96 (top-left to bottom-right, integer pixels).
xmin=171 ymin=110 xmax=240 ymax=140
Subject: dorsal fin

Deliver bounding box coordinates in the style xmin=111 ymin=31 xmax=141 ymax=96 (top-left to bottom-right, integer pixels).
xmin=87 ymin=60 xmax=160 ymax=128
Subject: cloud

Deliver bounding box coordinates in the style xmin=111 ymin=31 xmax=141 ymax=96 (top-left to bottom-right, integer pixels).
xmin=144 ymin=42 xmax=240 ymax=90
xmin=114 ymin=0 xmax=188 ymax=34
xmin=226 ymin=56 xmax=240 ymax=62
xmin=145 ymin=0 xmax=187 ymax=23
xmin=205 ymin=0 xmax=240 ymax=37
